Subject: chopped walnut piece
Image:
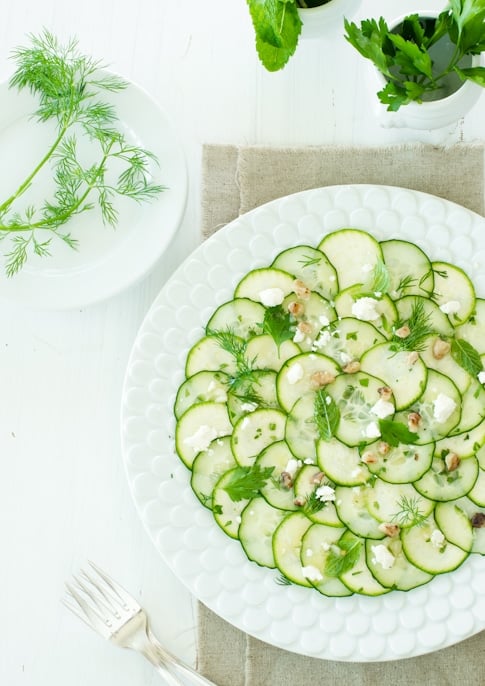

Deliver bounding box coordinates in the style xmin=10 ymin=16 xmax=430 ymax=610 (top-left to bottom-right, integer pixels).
xmin=293 ymin=279 xmax=311 ymax=299
xmin=293 ymin=496 xmax=306 ymax=507
xmin=343 ymin=360 xmax=361 ymax=374
xmin=395 ymin=325 xmax=411 ymax=339
xmin=407 ymin=351 xmax=419 ymax=365
xmin=310 ymin=471 xmax=326 ymax=485
xmin=378 ymin=522 xmax=400 ymax=537
xmin=280 ymin=471 xmax=293 ymax=489
xmin=287 ymin=301 xmax=305 ymax=317
xmin=471 ymin=513 xmax=485 ymax=528
xmin=377 ymin=441 xmax=391 ymax=456
xmin=361 ymin=450 xmax=378 ymax=464
xmin=407 ymin=412 xmax=421 ymax=433
xmin=378 ymin=386 xmax=393 ymax=401
xmin=310 ymin=370 xmax=335 ymax=388
xmin=297 ymin=321 xmax=313 ymax=335
xmin=432 ymin=338 xmax=451 ymax=360
xmin=444 ymin=452 xmax=460 ymax=472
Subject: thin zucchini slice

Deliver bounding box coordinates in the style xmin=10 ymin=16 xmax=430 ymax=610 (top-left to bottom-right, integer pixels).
xmin=276 ymin=352 xmax=339 ymax=413
xmin=185 ymin=335 xmax=239 ymax=377
xmin=455 ymin=298 xmax=485 ymax=354
xmin=420 ymin=337 xmax=471 ymax=395
xmin=338 ymin=530 xmax=390 ymax=596
xmin=231 ymin=407 xmax=286 ymax=467
xmin=271 ymin=244 xmax=338 ymax=300
xmin=365 ymin=536 xmax=433 ymax=591
xmin=212 ymin=468 xmax=249 ymax=539
xmin=435 ymin=418 xmax=485 ymax=458
xmin=239 ymin=497 xmax=287 ymax=568
xmin=293 ymin=465 xmax=343 ymax=526
xmin=364 ymin=441 xmax=434 ymax=484
xmin=318 ymin=228 xmax=383 ymax=291
xmin=401 ymin=514 xmax=469 ymax=574
xmin=334 ymin=485 xmax=385 ymax=539
xmin=256 ymin=441 xmax=299 ymax=511
xmin=282 ymin=291 xmax=336 ymax=352
xmin=191 ymin=436 xmax=237 ymax=507
xmin=317 ymin=437 xmax=370 ymax=486
xmin=431 ymin=261 xmax=476 ymax=326
xmin=380 ymin=239 xmax=433 ymax=300
xmin=300 ymin=523 xmax=353 ymax=597
xmin=272 ymin=512 xmax=314 ymax=586
xmin=245 ymin=334 xmax=300 ymax=372
xmin=395 ymin=295 xmax=454 ymax=339
xmin=413 ymin=456 xmax=479 ymax=502
xmin=175 ymin=401 xmax=233 ymax=468
xmin=285 ymin=392 xmax=320 ymax=462
xmin=226 ymin=369 xmax=278 ymax=425
xmin=334 ymin=288 xmax=397 ymax=339
xmin=366 ymin=480 xmax=434 ymax=525
xmin=206 ymin=297 xmax=265 ymax=339
xmin=451 ymin=497 xmax=485 ymax=554
xmin=234 ymin=267 xmax=295 ymax=302
xmin=174 ymin=370 xmax=229 ymax=419
xmin=434 ymin=500 xmax=474 ymax=552
xmin=311 ymin=317 xmax=386 ymax=364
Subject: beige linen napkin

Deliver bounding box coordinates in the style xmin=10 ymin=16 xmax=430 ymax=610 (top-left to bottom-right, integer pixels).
xmin=197 ymin=143 xmax=485 ymax=686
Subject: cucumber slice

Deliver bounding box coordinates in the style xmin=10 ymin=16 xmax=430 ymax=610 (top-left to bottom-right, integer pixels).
xmin=380 ymin=239 xmax=433 ymax=300
xmin=431 ymin=261 xmax=476 ymax=326
xmin=334 ymin=288 xmax=397 ymax=339
xmin=317 ymin=437 xmax=370 ymax=486
xmin=285 ymin=392 xmax=320 ymax=462
xmin=466 ymin=465 xmax=485 ymax=506
xmin=234 ymin=267 xmax=295 ymax=302
xmin=185 ymin=335 xmax=239 ymax=377
xmin=282 ymin=291 xmax=336 ymax=352
xmin=327 ymin=371 xmax=392 ymax=447
xmin=245 ymin=334 xmax=300 ymax=372
xmin=451 ymin=497 xmax=485 ymax=554
xmin=318 ymin=228 xmax=383 ymax=291
xmin=366 ymin=481 xmax=434 ymax=525
xmin=420 ymin=337 xmax=471 ymax=394
xmin=231 ymin=408 xmax=286 ymax=467
xmin=364 ymin=441 xmax=434 ymax=484
xmin=271 ymin=244 xmax=338 ymax=300
xmin=311 ymin=317 xmax=386 ymax=364
xmin=272 ymin=512 xmax=314 ymax=586
xmin=365 ymin=537 xmax=433 ymax=591
xmin=360 ymin=342 xmax=427 ymax=410
xmin=191 ymin=436 xmax=237 ymax=507
xmin=450 ymin=380 xmax=485 ymax=435
xmin=174 ymin=370 xmax=229 ymax=419
xmin=338 ymin=530 xmax=389 ymax=596
xmin=276 ymin=352 xmax=340 ymax=413
xmin=435 ymin=418 xmax=485 ymax=458
xmin=206 ymin=298 xmax=265 ymax=339
xmin=455 ymin=298 xmax=485 ymax=353
xmin=401 ymin=514 xmax=469 ymax=574
xmin=239 ymin=497 xmax=287 ymax=568
xmin=334 ymin=485 xmax=385 ymax=539
xmin=300 ymin=523 xmax=353 ymax=597
xmin=226 ymin=369 xmax=278 ymax=425
xmin=293 ymin=465 xmax=343 ymax=526
xmin=395 ymin=295 xmax=454 ymax=339
xmin=434 ymin=500 xmax=474 ymax=552
xmin=413 ymin=456 xmax=479 ymax=501
xmin=175 ymin=401 xmax=233 ymax=468
xmin=256 ymin=441 xmax=299 ymax=511
xmin=212 ymin=468 xmax=249 ymax=539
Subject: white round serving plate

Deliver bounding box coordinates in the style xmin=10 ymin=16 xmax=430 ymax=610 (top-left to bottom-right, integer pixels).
xmin=121 ymin=184 xmax=485 ymax=662
xmin=0 ymin=75 xmax=187 ymax=309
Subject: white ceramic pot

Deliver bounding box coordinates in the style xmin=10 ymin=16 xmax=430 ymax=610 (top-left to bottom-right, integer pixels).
xmin=298 ymin=0 xmax=361 ymax=40
xmin=369 ymin=12 xmax=484 ymax=130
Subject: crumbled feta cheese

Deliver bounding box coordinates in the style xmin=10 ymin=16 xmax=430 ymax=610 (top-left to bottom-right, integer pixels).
xmin=303 ymin=457 xmax=315 ymax=465
xmin=286 ymin=362 xmax=304 ymax=385
xmin=259 ymin=287 xmax=285 ymax=307
xmin=315 ymin=485 xmax=336 ymax=502
xmin=439 ymin=300 xmax=461 ymax=315
xmin=339 ymin=351 xmax=353 ymax=365
xmin=351 ymin=297 xmax=380 ymax=321
xmin=433 ymin=393 xmax=457 ymax=423
xmin=321 ymin=541 xmax=331 ymax=551
xmin=305 ymin=548 xmax=314 ymax=557
xmin=478 ymin=371 xmax=485 ymax=384
xmin=240 ymin=401 xmax=257 ymax=413
xmin=319 ymin=315 xmax=330 ymax=327
xmin=351 ymin=468 xmax=364 ymax=478
xmin=301 ymin=565 xmax=323 ymax=582
xmin=361 ymin=263 xmax=373 ymax=273
xmin=293 ymin=328 xmax=306 ymax=343
xmin=370 ymin=398 xmax=395 ymax=419
xmin=183 ymin=425 xmax=218 ymax=452
xmin=284 ymin=458 xmax=302 ymax=478
xmin=430 ymin=529 xmax=446 ymax=549
xmin=240 ymin=416 xmax=251 ymax=430
xmin=207 ymin=380 xmax=227 ymax=402
xmin=374 ymin=291 xmax=382 ymax=298
xmin=364 ymin=421 xmax=381 ymax=439
xmin=313 ymin=330 xmax=331 ymax=349
xmin=371 ymin=544 xmax=395 ymax=570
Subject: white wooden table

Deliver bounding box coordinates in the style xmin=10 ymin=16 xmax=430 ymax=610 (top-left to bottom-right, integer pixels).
xmin=1 ymin=1 xmax=483 ymax=684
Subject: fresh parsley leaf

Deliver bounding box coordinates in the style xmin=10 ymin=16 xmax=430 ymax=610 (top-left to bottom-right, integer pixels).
xmin=378 ymin=419 xmax=420 ymax=447
xmin=263 ymin=305 xmax=294 ymax=349
xmin=314 ymin=388 xmax=340 ymax=441
xmin=324 ymin=535 xmax=361 ymax=577
xmin=451 ymin=338 xmax=483 ymax=377
xmin=223 ymin=465 xmax=275 ymax=502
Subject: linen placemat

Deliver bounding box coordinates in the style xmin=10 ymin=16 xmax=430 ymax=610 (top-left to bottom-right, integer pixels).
xmin=197 ymin=142 xmax=485 ymax=686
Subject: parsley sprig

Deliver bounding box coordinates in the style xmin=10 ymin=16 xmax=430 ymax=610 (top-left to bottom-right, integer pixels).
xmin=0 ymin=30 xmax=163 ymax=276
xmin=223 ymin=465 xmax=275 ymax=502
xmin=324 ymin=535 xmax=361 ymax=577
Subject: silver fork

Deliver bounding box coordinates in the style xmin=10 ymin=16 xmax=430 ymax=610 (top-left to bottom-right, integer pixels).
xmin=63 ymin=561 xmax=217 ymax=686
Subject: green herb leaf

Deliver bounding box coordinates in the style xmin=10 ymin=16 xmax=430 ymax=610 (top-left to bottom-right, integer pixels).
xmin=263 ymin=305 xmax=294 ymax=348
xmin=223 ymin=465 xmax=275 ymax=502
xmin=314 ymin=388 xmax=340 ymax=441
xmin=378 ymin=419 xmax=420 ymax=447
xmin=247 ymin=0 xmax=302 ymax=71
xmin=390 ymin=298 xmax=435 ymax=353
xmin=324 ymin=535 xmax=361 ymax=577
xmin=370 ymin=259 xmax=391 ymax=294
xmin=451 ymin=338 xmax=483 ymax=377
xmin=391 ymin=495 xmax=428 ymax=527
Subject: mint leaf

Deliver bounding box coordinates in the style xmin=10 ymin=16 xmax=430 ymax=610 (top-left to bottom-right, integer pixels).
xmin=314 ymin=388 xmax=340 ymax=441
xmin=223 ymin=465 xmax=275 ymax=502
xmin=263 ymin=305 xmax=294 ymax=348
xmin=324 ymin=534 xmax=361 ymax=577
xmin=370 ymin=259 xmax=390 ymax=294
xmin=247 ymin=0 xmax=302 ymax=71
xmin=379 ymin=419 xmax=420 ymax=447
xmin=451 ymin=338 xmax=483 ymax=377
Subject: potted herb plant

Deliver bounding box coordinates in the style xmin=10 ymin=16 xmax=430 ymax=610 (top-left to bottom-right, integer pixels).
xmin=246 ymin=0 xmax=361 ymax=71
xmin=344 ymin=2 xmax=485 ymax=129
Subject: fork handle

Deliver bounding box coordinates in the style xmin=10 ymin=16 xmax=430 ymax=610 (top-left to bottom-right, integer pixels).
xmin=145 ymin=628 xmax=217 ymax=686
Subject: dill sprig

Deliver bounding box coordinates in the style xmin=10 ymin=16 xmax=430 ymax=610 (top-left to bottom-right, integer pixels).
xmin=302 ymin=489 xmax=326 ymax=516
xmin=390 ymin=298 xmax=435 ymax=353
xmin=207 ymin=327 xmax=262 ymax=396
xmin=0 ymin=30 xmax=164 ymax=276
xmin=391 ymin=495 xmax=427 ymax=527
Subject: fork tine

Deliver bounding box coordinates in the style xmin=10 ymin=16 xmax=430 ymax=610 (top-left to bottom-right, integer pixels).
xmin=87 ymin=561 xmax=140 ymax=610
xmin=64 ymin=580 xmax=114 ymax=638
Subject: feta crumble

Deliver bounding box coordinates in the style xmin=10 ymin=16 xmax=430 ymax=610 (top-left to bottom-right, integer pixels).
xmin=240 ymin=401 xmax=258 ymax=413
xmin=259 ymin=287 xmax=285 ymax=307
xmin=478 ymin=371 xmax=485 ymax=384
xmin=315 ymin=485 xmax=336 ymax=502
xmin=351 ymin=297 xmax=380 ymax=321
xmin=433 ymin=393 xmax=457 ymax=423
xmin=284 ymin=458 xmax=302 ymax=478
xmin=371 ymin=544 xmax=395 ymax=570
xmin=301 ymin=565 xmax=323 ymax=582
xmin=439 ymin=300 xmax=461 ymax=315
xmin=319 ymin=314 xmax=330 ymax=327
xmin=293 ymin=328 xmax=306 ymax=344
xmin=370 ymin=398 xmax=395 ymax=419
xmin=183 ymin=425 xmax=218 ymax=452
xmin=286 ymin=362 xmax=304 ymax=385
xmin=364 ymin=421 xmax=381 ymax=439
xmin=430 ymin=529 xmax=446 ymax=549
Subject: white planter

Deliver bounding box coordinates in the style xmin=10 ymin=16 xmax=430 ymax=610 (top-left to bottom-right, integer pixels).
xmin=298 ymin=0 xmax=361 ymax=40
xmin=369 ymin=12 xmax=484 ymax=130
